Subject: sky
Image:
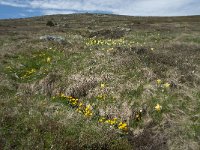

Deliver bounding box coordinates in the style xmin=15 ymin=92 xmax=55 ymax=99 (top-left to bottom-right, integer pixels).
xmin=0 ymin=0 xmax=200 ymax=19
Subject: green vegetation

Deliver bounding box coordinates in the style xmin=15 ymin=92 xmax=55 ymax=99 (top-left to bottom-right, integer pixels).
xmin=0 ymin=14 xmax=200 ymax=149
xmin=46 ymin=20 xmax=55 ymax=27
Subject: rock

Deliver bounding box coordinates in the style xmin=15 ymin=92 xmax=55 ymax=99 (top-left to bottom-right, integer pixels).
xmin=40 ymin=35 xmax=65 ymax=43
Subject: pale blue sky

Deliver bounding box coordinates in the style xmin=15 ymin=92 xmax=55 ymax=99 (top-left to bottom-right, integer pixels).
xmin=0 ymin=0 xmax=200 ymax=19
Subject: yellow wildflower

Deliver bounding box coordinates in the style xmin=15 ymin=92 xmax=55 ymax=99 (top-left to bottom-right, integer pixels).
xmin=76 ymin=108 xmax=82 ymax=113
xmin=151 ymin=48 xmax=154 ymax=51
xmin=47 ymin=57 xmax=51 ymax=62
xmin=99 ymin=117 xmax=105 ymax=123
xmin=105 ymin=120 xmax=111 ymax=124
xmin=31 ymin=68 xmax=36 ymax=72
xmin=155 ymin=103 xmax=162 ymax=111
xmin=79 ymin=102 xmax=83 ymax=107
xmin=97 ymin=95 xmax=103 ymax=99
xmin=163 ymin=83 xmax=170 ymax=88
xmin=110 ymin=118 xmax=118 ymax=125
xmin=60 ymin=93 xmax=65 ymax=98
xmin=97 ymin=94 xmax=106 ymax=100
xmin=156 ymin=79 xmax=162 ymax=85
xmin=84 ymin=109 xmax=92 ymax=117
xmin=101 ymin=83 xmax=105 ymax=88
xmin=86 ymin=104 xmax=91 ymax=109
xmin=118 ymin=122 xmax=128 ymax=131
xmin=113 ymin=117 xmax=117 ymax=121
xmin=83 ymin=104 xmax=93 ymax=117
xmin=71 ymin=100 xmax=77 ymax=105
xmin=27 ymin=68 xmax=36 ymax=75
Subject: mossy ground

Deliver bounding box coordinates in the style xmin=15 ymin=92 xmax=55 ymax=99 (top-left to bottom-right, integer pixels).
xmin=0 ymin=14 xmax=200 ymax=149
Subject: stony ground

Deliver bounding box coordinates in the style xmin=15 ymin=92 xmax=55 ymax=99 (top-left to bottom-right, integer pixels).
xmin=0 ymin=14 xmax=200 ymax=149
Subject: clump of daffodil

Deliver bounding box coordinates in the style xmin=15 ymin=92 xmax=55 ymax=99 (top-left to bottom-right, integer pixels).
xmin=21 ymin=74 xmax=27 ymax=79
xmin=98 ymin=83 xmax=106 ymax=101
xmin=47 ymin=57 xmax=51 ymax=63
xmin=28 ymin=68 xmax=36 ymax=74
xmin=156 ymin=79 xmax=162 ymax=85
xmin=99 ymin=117 xmax=129 ymax=132
xmin=97 ymin=94 xmax=103 ymax=99
xmin=104 ymin=118 xmax=118 ymax=126
xmin=97 ymin=94 xmax=106 ymax=100
xmin=98 ymin=117 xmax=106 ymax=123
xmin=110 ymin=118 xmax=118 ymax=125
xmin=99 ymin=116 xmax=128 ymax=132
xmin=52 ymin=93 xmax=130 ymax=132
xmin=69 ymin=97 xmax=79 ymax=106
xmin=118 ymin=122 xmax=128 ymax=131
xmin=101 ymin=83 xmax=105 ymax=88
xmin=54 ymin=94 xmax=93 ymax=117
xmin=83 ymin=104 xmax=93 ymax=117
xmin=76 ymin=102 xmax=84 ymax=113
xmin=21 ymin=68 xmax=37 ymax=79
xmin=86 ymin=38 xmax=129 ymax=47
xmin=155 ymin=103 xmax=162 ymax=112
xmin=60 ymin=93 xmax=66 ymax=98
xmin=163 ymin=83 xmax=170 ymax=88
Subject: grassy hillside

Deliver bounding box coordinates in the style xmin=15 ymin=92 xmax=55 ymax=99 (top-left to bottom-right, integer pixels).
xmin=0 ymin=14 xmax=200 ymax=149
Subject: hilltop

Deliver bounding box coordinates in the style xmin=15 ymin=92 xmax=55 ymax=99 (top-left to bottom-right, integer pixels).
xmin=0 ymin=14 xmax=200 ymax=149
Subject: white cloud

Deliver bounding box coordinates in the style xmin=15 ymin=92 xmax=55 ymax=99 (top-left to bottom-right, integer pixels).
xmin=28 ymin=0 xmax=121 ymax=12
xmin=114 ymin=0 xmax=198 ymax=16
xmin=0 ymin=0 xmax=28 ymax=7
xmin=0 ymin=0 xmax=200 ymax=16
xmin=42 ymin=10 xmax=77 ymax=15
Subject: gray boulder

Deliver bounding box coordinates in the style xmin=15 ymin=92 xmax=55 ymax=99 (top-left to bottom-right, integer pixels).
xmin=40 ymin=35 xmax=65 ymax=43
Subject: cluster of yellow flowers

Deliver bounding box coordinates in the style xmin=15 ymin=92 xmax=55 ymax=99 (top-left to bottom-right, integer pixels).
xmin=21 ymin=68 xmax=36 ymax=79
xmin=118 ymin=122 xmax=128 ymax=131
xmin=5 ymin=48 xmax=58 ymax=82
xmin=99 ymin=117 xmax=128 ymax=132
xmin=83 ymin=104 xmax=93 ymax=117
xmin=154 ymin=79 xmax=166 ymax=112
xmin=156 ymin=79 xmax=170 ymax=88
xmin=96 ymin=83 xmax=106 ymax=100
xmin=85 ymin=38 xmax=129 ymax=47
xmin=33 ymin=51 xmax=52 ymax=63
xmin=53 ymin=92 xmax=129 ymax=132
xmin=155 ymin=103 xmax=162 ymax=112
xmin=101 ymin=83 xmax=105 ymax=88
xmin=54 ymin=94 xmax=93 ymax=117
xmin=97 ymin=94 xmax=106 ymax=100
